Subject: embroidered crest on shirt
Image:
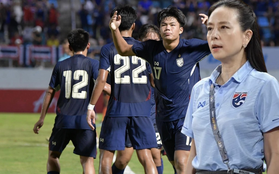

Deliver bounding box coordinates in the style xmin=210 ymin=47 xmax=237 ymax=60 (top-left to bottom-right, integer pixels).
xmin=176 ymin=56 xmax=184 ymax=67
xmin=232 ymin=92 xmax=247 ymax=108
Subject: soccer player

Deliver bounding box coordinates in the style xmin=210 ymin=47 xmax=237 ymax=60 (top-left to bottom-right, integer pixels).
xmin=112 ymin=24 xmax=164 ymax=174
xmin=33 ymin=28 xmax=110 ymax=174
xmin=109 ymin=6 xmax=210 ymax=173
xmin=86 ymin=6 xmax=158 ymax=174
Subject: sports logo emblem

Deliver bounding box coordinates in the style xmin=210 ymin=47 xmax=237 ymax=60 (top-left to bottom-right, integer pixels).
xmin=176 ymin=58 xmax=184 ymax=67
xmin=232 ymin=92 xmax=247 ymax=108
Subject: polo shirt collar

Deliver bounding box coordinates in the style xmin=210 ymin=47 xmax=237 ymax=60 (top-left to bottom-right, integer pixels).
xmin=209 ymin=61 xmax=253 ymax=85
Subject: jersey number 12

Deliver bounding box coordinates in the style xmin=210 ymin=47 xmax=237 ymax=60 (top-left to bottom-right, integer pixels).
xmin=63 ymin=70 xmax=88 ymax=99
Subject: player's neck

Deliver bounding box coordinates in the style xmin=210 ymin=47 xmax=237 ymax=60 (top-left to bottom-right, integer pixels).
xmin=73 ymin=50 xmax=87 ymax=56
xmin=163 ymin=38 xmax=180 ymax=53
xmin=120 ymin=30 xmax=132 ymax=37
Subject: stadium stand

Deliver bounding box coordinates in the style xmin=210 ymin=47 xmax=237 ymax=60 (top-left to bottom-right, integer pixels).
xmin=0 ymin=0 xmax=278 ymax=68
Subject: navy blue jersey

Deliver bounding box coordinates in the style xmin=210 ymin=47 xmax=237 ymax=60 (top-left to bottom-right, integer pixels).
xmin=99 ymin=37 xmax=152 ymax=117
xmin=150 ymin=87 xmax=156 ymax=124
xmin=132 ymin=39 xmax=210 ymax=121
xmin=49 ymin=54 xmax=99 ymax=129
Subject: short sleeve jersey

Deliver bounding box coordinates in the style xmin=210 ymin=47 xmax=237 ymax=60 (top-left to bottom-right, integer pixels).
xmin=182 ymin=61 xmax=279 ymax=170
xmin=49 ymin=54 xmax=99 ymax=129
xmin=99 ymin=37 xmax=152 ymax=117
xmin=132 ymin=38 xmax=210 ymax=121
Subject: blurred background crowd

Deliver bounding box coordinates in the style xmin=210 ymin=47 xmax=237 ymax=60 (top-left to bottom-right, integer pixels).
xmin=0 ymin=0 xmax=278 ymax=67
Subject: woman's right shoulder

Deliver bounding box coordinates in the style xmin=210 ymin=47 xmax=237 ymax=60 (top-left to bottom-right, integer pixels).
xmin=193 ymin=77 xmax=210 ymax=91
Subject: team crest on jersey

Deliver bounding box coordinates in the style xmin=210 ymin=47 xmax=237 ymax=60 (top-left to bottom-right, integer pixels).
xmin=232 ymin=92 xmax=247 ymax=108
xmin=176 ymin=58 xmax=184 ymax=67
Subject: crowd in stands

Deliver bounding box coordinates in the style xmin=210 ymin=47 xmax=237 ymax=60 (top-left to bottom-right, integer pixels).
xmin=0 ymin=0 xmax=278 ymax=67
xmin=0 ymin=0 xmax=59 ymax=47
xmin=78 ymin=0 xmax=279 ymax=47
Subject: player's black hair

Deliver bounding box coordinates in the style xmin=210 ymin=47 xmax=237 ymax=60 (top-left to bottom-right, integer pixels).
xmin=208 ymin=0 xmax=267 ymax=72
xmin=157 ymin=6 xmax=186 ymax=27
xmin=67 ymin=28 xmax=89 ymax=52
xmin=138 ymin=24 xmax=160 ymax=41
xmin=110 ymin=5 xmax=137 ymax=32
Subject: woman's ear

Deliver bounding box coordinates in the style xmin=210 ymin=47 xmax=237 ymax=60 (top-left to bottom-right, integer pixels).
xmin=243 ymin=29 xmax=253 ymax=48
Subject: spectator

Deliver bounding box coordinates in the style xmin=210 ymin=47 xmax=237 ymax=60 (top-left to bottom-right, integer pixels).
xmin=47 ymin=24 xmax=59 ymax=38
xmin=22 ymin=22 xmax=34 ymax=45
xmin=0 ymin=2 xmax=6 ymax=43
xmin=12 ymin=0 xmax=22 ymax=25
xmin=78 ymin=3 xmax=89 ymax=32
xmin=48 ymin=3 xmax=58 ymax=26
xmin=10 ymin=31 xmax=23 ymax=45
xmin=32 ymin=26 xmax=43 ymax=45
xmin=7 ymin=7 xmax=19 ymax=40
xmin=46 ymin=34 xmax=59 ymax=47
xmin=23 ymin=4 xmax=34 ymax=24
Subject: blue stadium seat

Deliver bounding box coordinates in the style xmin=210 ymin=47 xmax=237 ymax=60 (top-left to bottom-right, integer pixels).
xmin=162 ymin=1 xmax=172 ymax=8
xmin=48 ymin=0 xmax=58 ymax=8
xmin=258 ymin=16 xmax=269 ymax=27
xmin=152 ymin=1 xmax=161 ymax=8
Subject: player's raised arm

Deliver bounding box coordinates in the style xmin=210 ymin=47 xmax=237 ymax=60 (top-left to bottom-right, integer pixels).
xmin=109 ymin=11 xmax=135 ymax=56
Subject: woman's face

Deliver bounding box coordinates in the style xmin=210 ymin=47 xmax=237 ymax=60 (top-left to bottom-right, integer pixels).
xmin=206 ymin=6 xmax=246 ymax=62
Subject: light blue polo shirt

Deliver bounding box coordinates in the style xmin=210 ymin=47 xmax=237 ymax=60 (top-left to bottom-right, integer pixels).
xmin=182 ymin=61 xmax=279 ymax=171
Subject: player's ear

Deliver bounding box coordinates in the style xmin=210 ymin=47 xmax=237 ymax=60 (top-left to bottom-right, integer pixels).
xmin=179 ymin=27 xmax=183 ymax=35
xmin=131 ymin=23 xmax=135 ymax=31
xmin=87 ymin=42 xmax=90 ymax=50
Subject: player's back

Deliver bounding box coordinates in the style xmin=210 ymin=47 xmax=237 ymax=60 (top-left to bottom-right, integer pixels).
xmin=50 ymin=54 xmax=99 ymax=118
xmin=99 ymin=37 xmax=152 ymax=117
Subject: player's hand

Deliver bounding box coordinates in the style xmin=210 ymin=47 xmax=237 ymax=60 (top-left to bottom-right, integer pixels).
xmin=33 ymin=119 xmax=44 ymax=134
xmin=87 ymin=110 xmax=96 ymax=130
xmin=199 ymin=13 xmax=208 ymax=25
xmin=109 ymin=11 xmax=121 ymax=31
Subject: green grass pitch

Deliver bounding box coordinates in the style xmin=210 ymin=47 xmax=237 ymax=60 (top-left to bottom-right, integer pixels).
xmin=0 ymin=113 xmax=175 ymax=174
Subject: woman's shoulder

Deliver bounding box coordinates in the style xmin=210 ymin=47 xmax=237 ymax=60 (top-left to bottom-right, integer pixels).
xmin=250 ymin=70 xmax=278 ymax=83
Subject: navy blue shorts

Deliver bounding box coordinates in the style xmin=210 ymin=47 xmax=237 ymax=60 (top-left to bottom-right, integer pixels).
xmin=156 ymin=117 xmax=191 ymax=161
xmin=125 ymin=123 xmax=162 ymax=149
xmin=49 ymin=128 xmax=97 ymax=158
xmin=99 ymin=116 xmax=157 ymax=150
xmin=125 ymin=129 xmax=132 ymax=148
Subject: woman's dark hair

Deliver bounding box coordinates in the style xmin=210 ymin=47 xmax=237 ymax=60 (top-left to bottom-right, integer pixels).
xmin=110 ymin=6 xmax=137 ymax=32
xmin=138 ymin=24 xmax=160 ymax=41
xmin=208 ymin=0 xmax=267 ymax=72
xmin=157 ymin=6 xmax=186 ymax=27
xmin=67 ymin=28 xmax=89 ymax=52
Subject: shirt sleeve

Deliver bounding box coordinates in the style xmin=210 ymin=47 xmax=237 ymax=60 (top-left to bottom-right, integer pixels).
xmin=186 ymin=38 xmax=210 ymax=62
xmin=91 ymin=59 xmax=99 ymax=80
xmin=182 ymin=85 xmax=196 ymax=138
xmin=146 ymin=62 xmax=152 ymax=74
xmin=99 ymin=44 xmax=111 ymax=71
xmin=49 ymin=63 xmax=60 ymax=90
xmin=257 ymin=76 xmax=279 ymax=133
xmin=132 ymin=40 xmax=155 ymax=64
